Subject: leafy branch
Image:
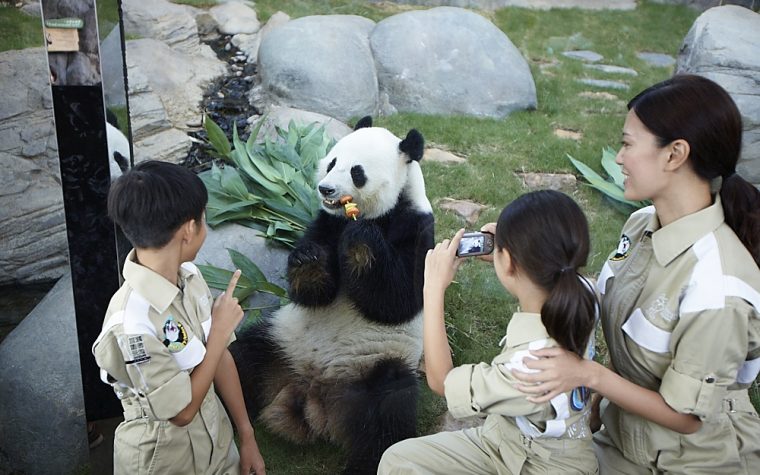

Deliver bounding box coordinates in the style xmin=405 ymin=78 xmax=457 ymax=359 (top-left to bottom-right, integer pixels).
xmin=199 ymin=116 xmax=335 ymax=247
xmin=568 ymin=147 xmax=651 ymax=213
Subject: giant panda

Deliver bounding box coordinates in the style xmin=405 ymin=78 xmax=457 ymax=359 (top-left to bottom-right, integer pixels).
xmin=232 ymin=116 xmax=434 ymax=474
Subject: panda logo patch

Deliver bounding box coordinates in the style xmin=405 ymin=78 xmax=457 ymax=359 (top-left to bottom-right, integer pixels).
xmin=162 ymin=316 xmax=188 ymax=353
xmin=610 ymin=235 xmax=631 ymax=261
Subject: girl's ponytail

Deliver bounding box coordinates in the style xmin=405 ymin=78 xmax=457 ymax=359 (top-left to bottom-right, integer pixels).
xmin=542 ymin=269 xmax=597 ymax=357
xmin=720 ymin=174 xmax=760 ymax=268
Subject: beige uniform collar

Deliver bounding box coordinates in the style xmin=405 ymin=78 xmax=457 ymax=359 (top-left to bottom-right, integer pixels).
xmin=651 ymin=195 xmax=724 ymax=267
xmin=122 ymin=249 xmax=196 ymax=313
xmin=504 ymin=312 xmax=549 ymax=347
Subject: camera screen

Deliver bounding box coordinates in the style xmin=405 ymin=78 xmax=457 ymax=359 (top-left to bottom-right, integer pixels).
xmin=459 ymin=235 xmax=484 ymax=254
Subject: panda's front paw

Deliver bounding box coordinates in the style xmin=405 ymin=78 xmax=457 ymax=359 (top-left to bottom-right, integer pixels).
xmin=340 ymin=222 xmax=382 ymax=277
xmin=287 ymin=242 xmax=337 ymax=306
xmin=344 ymin=242 xmax=375 ymax=276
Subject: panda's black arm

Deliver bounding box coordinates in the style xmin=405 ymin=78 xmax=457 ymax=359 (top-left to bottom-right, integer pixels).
xmin=339 ymin=214 xmax=434 ymax=324
xmin=287 ymin=212 xmax=344 ymax=307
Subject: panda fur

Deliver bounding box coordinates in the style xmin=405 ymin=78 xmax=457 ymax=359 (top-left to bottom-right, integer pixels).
xmin=233 ymin=117 xmax=434 ymax=474
xmin=105 ymin=111 xmax=130 ymax=178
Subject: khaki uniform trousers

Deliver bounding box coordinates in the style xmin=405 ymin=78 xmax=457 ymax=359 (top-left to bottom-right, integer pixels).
xmin=378 ymin=416 xmax=597 ymax=474
xmin=114 ymin=396 xmax=240 ymax=475
xmin=593 ymin=391 xmax=760 ymax=475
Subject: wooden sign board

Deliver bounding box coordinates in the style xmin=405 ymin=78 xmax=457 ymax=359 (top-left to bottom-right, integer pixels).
xmin=45 ymin=28 xmax=80 ymax=52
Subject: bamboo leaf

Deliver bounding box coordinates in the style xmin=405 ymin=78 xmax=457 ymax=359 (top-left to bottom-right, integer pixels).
xmin=204 ymin=116 xmax=231 ymax=156
xmin=228 ymin=248 xmax=266 ymax=283
xmin=601 ymin=147 xmax=625 ymax=189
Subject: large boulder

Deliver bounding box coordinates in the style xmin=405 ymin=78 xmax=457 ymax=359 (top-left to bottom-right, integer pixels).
xmin=256 ymin=15 xmax=379 ymax=122
xmin=380 ymin=0 xmax=635 ymax=10
xmin=0 ymin=48 xmax=67 ymax=285
xmin=676 ymin=5 xmax=760 ymax=184
xmin=121 ymin=0 xmax=215 ymax=58
xmin=125 ymin=38 xmax=226 ymax=162
xmin=370 ymin=7 xmax=537 ymax=118
xmin=249 ymin=106 xmax=352 ymax=143
xmin=0 ymin=273 xmax=88 ymax=475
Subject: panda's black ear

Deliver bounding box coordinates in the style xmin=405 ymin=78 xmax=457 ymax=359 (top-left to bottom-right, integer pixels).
xmin=354 ymin=116 xmax=373 ymax=130
xmin=399 ymin=129 xmax=424 ymax=162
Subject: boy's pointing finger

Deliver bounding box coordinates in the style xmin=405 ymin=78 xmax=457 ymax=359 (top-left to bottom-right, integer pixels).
xmin=226 ymin=269 xmax=242 ymax=295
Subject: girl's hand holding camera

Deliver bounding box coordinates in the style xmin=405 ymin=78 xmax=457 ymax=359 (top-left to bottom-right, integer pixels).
xmin=424 ymin=228 xmax=465 ymax=297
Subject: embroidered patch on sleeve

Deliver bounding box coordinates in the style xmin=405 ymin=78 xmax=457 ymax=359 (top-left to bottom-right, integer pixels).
xmin=611 ymin=235 xmax=631 ymax=261
xmin=125 ymin=335 xmax=151 ymax=365
xmin=162 ymin=315 xmax=189 ymax=353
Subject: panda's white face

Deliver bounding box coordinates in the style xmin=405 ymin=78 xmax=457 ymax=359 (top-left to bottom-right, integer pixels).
xmin=317 ymin=128 xmax=414 ymax=220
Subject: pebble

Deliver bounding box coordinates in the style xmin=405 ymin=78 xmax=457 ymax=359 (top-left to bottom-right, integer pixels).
xmin=583 ymin=64 xmax=638 ymax=76
xmin=578 ymin=78 xmax=629 ymax=90
xmin=562 ymin=50 xmax=603 ymax=62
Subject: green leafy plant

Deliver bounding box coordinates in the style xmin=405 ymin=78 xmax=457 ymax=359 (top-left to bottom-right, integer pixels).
xmin=199 ymin=116 xmax=335 ymax=247
xmin=568 ymin=147 xmax=651 ymax=213
xmin=197 ymin=249 xmax=288 ymax=328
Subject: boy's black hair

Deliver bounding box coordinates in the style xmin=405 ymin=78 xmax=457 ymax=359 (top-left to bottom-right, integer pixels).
xmin=107 ymin=160 xmax=208 ymax=249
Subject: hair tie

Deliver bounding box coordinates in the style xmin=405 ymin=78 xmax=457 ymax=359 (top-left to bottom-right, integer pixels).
xmin=559 ymin=266 xmax=575 ymax=275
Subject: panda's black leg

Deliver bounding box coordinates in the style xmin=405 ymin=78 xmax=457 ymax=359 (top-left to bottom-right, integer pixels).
xmin=229 ymin=319 xmax=290 ymax=418
xmin=337 ymin=358 xmax=419 ymax=475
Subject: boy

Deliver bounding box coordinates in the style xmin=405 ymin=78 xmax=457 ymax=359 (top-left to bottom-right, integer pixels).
xmin=93 ymin=160 xmax=266 ymax=474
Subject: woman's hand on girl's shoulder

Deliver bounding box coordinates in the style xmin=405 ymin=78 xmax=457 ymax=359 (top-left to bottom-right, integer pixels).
xmin=511 ymin=347 xmax=596 ymax=403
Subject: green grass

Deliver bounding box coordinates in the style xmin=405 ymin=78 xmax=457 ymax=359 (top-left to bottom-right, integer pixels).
xmin=0 ymin=6 xmax=44 ymax=52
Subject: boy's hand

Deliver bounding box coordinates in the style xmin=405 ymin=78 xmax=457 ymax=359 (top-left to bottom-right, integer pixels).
xmin=239 ymin=431 xmax=266 ymax=474
xmin=423 ymin=229 xmax=464 ymax=296
xmin=211 ymin=269 xmax=244 ymax=337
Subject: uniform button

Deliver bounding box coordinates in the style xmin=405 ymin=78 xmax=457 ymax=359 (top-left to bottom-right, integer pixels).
xmin=705 ymin=376 xmax=715 ymax=383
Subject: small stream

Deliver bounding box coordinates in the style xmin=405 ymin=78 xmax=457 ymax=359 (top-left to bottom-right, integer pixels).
xmin=182 ymin=34 xmax=261 ymax=174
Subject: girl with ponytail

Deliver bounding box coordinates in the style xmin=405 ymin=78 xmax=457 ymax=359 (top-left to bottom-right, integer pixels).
xmin=513 ymin=74 xmax=760 ymax=474
xmin=379 ymin=190 xmax=599 ymax=474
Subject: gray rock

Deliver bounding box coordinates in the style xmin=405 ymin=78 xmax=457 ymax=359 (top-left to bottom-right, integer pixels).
xmin=438 ymin=198 xmax=488 ymax=225
xmin=676 ymin=5 xmax=760 ymax=184
xmin=0 ymin=48 xmax=67 ymax=285
xmin=121 ymin=0 xmax=215 ymax=58
xmin=562 ymin=50 xmax=604 ymax=62
xmin=649 ymin=0 xmax=758 ymax=11
xmin=636 ymin=51 xmax=676 ymax=67
xmin=248 ymin=106 xmax=353 ymax=143
xmin=382 ymin=0 xmax=636 ymax=10
xmin=125 ymin=38 xmax=225 ymax=161
xmin=256 ymin=15 xmax=379 ymax=122
xmin=210 ymin=1 xmax=260 ymax=35
xmin=0 ymin=273 xmax=89 ymax=475
xmin=195 ymin=222 xmax=290 ymax=317
xmin=578 ymin=78 xmax=629 ymax=90
xmin=20 ymin=1 xmax=41 ymax=17
xmin=423 ymin=148 xmax=467 ymax=164
xmin=584 ymin=64 xmax=638 ymax=76
xmin=232 ymin=11 xmax=291 ymax=64
xmin=517 ymin=172 xmax=577 ymax=191
xmin=371 ymin=7 xmax=536 ymax=118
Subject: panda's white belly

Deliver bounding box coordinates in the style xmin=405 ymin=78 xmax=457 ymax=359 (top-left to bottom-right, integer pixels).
xmin=270 ymin=295 xmax=423 ymax=380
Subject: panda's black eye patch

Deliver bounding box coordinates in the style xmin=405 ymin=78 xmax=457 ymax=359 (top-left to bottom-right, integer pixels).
xmin=327 ymin=158 xmax=337 ymax=173
xmin=351 ymin=165 xmax=367 ymax=188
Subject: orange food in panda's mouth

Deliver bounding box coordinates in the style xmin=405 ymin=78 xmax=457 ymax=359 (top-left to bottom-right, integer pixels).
xmin=340 ymin=195 xmax=360 ymax=220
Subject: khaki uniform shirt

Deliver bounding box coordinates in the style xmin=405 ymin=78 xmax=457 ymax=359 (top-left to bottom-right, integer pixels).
xmin=444 ymin=312 xmax=597 ymax=474
xmin=93 ymin=250 xmax=238 ymax=475
xmin=596 ymin=197 xmax=760 ymax=473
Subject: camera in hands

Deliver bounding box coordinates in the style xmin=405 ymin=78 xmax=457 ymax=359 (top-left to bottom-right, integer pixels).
xmin=456 ymin=232 xmax=495 ymax=257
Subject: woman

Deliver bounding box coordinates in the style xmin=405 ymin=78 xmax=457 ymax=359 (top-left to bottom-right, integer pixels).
xmin=513 ymin=74 xmax=760 ymax=474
